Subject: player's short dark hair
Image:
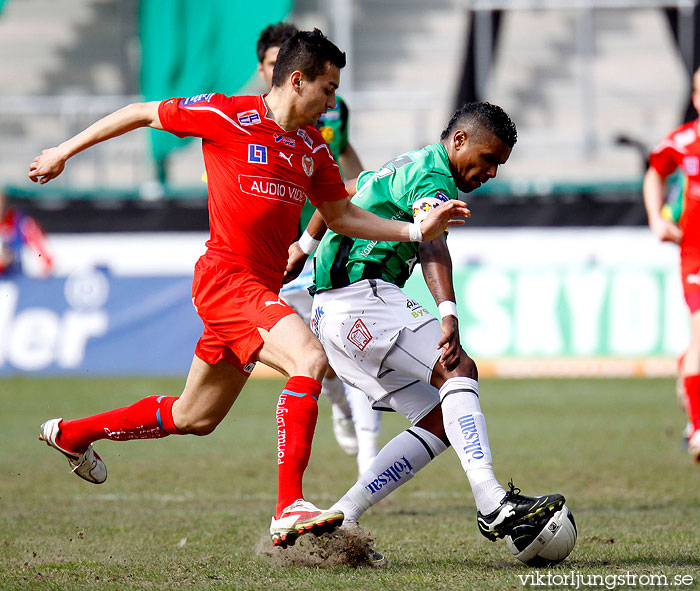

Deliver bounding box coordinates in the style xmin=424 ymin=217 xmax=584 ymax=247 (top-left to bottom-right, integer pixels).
xmin=256 ymin=22 xmax=299 ymax=63
xmin=271 ymin=28 xmax=346 ymax=87
xmin=440 ymin=102 xmax=517 ymax=148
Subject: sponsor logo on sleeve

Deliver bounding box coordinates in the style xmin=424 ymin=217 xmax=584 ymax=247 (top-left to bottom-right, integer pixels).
xmin=180 ymin=93 xmax=214 ymax=106
xmin=237 ymin=110 xmax=261 ymax=126
xmin=347 ymin=318 xmax=372 ymax=350
xmin=302 ymin=155 xmax=314 ymax=177
xmin=435 ymin=191 xmax=449 ymax=203
xmin=248 ymin=144 xmax=268 ymax=164
xmin=297 ymin=128 xmax=313 ymax=148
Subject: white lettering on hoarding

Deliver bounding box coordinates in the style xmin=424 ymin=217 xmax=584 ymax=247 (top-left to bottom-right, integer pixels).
xmin=462 ymin=269 xmax=512 ymax=356
xmin=609 ymin=271 xmax=659 ymax=355
xmin=514 ymin=271 xmax=562 ymax=355
xmin=449 ymin=265 xmax=685 ymax=358
xmin=563 ymin=270 xmax=607 ymax=355
xmin=0 ymin=274 xmax=109 ymax=372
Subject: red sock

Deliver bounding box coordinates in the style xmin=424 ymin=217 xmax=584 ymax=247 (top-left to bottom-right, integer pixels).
xmin=275 ymin=376 xmax=321 ymax=517
xmin=56 ymin=395 xmax=182 ymax=453
xmin=684 ymin=375 xmax=700 ymax=432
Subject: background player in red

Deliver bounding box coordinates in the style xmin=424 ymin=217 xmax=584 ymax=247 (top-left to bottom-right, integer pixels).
xmin=643 ymin=65 xmax=700 ymax=463
xmin=0 ymin=188 xmax=53 ymax=277
xmin=28 ymin=29 xmax=469 ymax=546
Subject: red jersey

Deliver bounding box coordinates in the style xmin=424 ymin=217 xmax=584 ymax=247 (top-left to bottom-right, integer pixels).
xmin=158 ymin=93 xmax=347 ymax=276
xmin=649 ymin=120 xmax=700 ymax=250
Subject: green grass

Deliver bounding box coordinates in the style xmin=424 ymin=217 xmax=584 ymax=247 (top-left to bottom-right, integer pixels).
xmin=1 ymin=377 xmax=699 ymax=590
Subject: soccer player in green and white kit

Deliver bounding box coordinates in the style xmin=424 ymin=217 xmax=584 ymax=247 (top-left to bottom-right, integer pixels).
xmin=297 ymin=102 xmax=566 ymax=546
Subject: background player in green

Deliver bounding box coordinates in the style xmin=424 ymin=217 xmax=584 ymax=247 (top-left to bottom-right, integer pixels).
xmin=293 ymin=102 xmax=566 ymax=549
xmin=259 ymin=22 xmax=383 ymax=473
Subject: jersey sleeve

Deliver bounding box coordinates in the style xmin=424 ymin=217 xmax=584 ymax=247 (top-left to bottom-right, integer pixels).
xmin=649 ymin=135 xmax=681 ymax=178
xmin=356 ymin=169 xmax=374 ymax=191
xmin=308 ymin=139 xmax=348 ymax=206
xmin=158 ymin=93 xmax=233 ymax=143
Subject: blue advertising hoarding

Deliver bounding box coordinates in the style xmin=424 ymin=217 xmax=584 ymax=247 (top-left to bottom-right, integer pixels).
xmin=0 ymin=269 xmax=202 ymax=375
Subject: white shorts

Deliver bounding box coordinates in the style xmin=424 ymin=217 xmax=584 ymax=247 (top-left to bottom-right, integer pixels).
xmin=312 ymin=279 xmax=443 ymax=424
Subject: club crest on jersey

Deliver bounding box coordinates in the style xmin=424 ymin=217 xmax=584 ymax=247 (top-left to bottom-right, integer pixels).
xmin=302 ymin=155 xmax=314 ymax=177
xmin=347 ymin=318 xmax=372 ymax=351
xmin=274 ymin=133 xmax=296 ymax=147
xmin=248 ymin=144 xmax=268 ymax=164
xmin=237 ymin=110 xmax=261 ymax=126
xmin=180 ymin=93 xmax=214 ymax=106
xmin=683 ymin=156 xmax=700 ymax=176
xmin=297 ymin=128 xmax=313 ymax=148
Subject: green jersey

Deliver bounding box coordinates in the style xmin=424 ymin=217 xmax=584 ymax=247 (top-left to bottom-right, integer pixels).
xmin=313 ymin=142 xmax=458 ymax=292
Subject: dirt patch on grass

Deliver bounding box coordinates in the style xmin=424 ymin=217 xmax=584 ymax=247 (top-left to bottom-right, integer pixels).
xmin=256 ymin=526 xmax=381 ymax=568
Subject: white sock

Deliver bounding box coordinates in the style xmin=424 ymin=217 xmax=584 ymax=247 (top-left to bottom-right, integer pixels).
xmin=331 ymin=426 xmax=447 ymax=522
xmin=323 ymin=375 xmax=352 ymax=417
xmin=347 ymin=385 xmax=381 ymax=474
xmin=439 ymin=377 xmax=506 ymax=515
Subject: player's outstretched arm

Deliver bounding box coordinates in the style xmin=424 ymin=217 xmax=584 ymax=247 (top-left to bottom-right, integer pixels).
xmin=642 ymin=166 xmax=682 ymax=244
xmin=284 ymin=178 xmax=362 ymax=283
xmin=317 ymin=197 xmax=470 ymax=243
xmin=28 ymin=101 xmax=163 ymax=184
xmin=420 ymin=236 xmax=461 ymax=371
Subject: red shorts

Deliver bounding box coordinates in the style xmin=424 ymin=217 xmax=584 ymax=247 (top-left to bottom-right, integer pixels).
xmin=191 ymin=254 xmax=296 ymax=374
xmin=680 ymin=248 xmax=700 ymax=313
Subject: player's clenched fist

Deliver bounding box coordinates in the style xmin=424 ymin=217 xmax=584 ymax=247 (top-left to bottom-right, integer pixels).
xmin=419 ymin=200 xmax=471 ymax=242
xmin=28 ymin=147 xmax=67 ymax=184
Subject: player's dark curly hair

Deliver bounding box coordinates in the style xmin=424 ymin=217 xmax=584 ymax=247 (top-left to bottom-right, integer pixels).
xmin=272 ymin=28 xmax=346 ymax=87
xmin=256 ymin=22 xmax=298 ymax=63
xmin=440 ymin=102 xmax=517 ymax=148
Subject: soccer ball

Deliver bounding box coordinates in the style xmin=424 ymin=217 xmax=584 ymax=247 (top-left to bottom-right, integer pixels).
xmin=505 ymin=505 xmax=577 ymax=566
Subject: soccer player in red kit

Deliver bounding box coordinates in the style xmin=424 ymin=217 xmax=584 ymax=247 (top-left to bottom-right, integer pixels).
xmin=644 ymin=66 xmax=700 ymax=463
xmin=28 ymin=29 xmax=469 ymax=546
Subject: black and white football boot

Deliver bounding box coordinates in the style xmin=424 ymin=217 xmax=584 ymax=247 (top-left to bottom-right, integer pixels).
xmin=477 ymin=480 xmax=565 ymax=542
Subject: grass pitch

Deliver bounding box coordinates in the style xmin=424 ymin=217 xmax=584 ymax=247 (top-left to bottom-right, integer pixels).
xmin=1 ymin=376 xmax=699 ymax=590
